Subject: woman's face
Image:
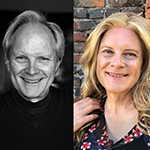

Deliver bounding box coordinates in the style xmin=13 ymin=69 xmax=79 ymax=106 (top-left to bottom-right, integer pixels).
xmin=96 ymin=27 xmax=143 ymax=96
xmin=8 ymin=24 xmax=58 ymax=102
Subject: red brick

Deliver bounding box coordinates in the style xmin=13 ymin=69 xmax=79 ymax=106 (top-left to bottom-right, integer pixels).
xmin=74 ymin=87 xmax=81 ymax=98
xmin=122 ymin=7 xmax=143 ymax=15
xmin=74 ymin=66 xmax=76 ymax=74
xmin=74 ymin=8 xmax=87 ymax=18
xmin=110 ymin=0 xmax=143 ymax=7
xmin=106 ymin=8 xmax=120 ymax=17
xmin=74 ymin=32 xmax=87 ymax=42
xmin=74 ymin=0 xmax=105 ymax=8
xmin=88 ymin=8 xmax=104 ymax=19
xmin=74 ymin=20 xmax=97 ymax=31
xmin=146 ymin=9 xmax=150 ymax=19
xmin=74 ymin=22 xmax=79 ymax=31
xmin=74 ymin=55 xmax=81 ymax=64
xmin=74 ymin=43 xmax=85 ymax=53
xmin=110 ymin=0 xmax=127 ymax=7
xmin=74 ymin=76 xmax=81 ymax=86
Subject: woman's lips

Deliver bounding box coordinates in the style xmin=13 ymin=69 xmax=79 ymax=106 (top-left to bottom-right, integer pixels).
xmin=107 ymin=72 xmax=128 ymax=77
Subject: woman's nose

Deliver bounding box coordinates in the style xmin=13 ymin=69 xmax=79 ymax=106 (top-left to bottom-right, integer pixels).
xmin=25 ymin=61 xmax=39 ymax=75
xmin=110 ymin=53 xmax=125 ymax=68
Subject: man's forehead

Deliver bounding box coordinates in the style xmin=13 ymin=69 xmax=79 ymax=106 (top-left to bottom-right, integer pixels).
xmin=11 ymin=23 xmax=57 ymax=56
xmin=13 ymin=23 xmax=55 ymax=43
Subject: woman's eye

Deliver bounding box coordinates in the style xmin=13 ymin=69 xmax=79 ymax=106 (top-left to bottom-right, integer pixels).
xmin=103 ymin=49 xmax=113 ymax=53
xmin=125 ymin=53 xmax=137 ymax=57
xmin=102 ymin=49 xmax=114 ymax=56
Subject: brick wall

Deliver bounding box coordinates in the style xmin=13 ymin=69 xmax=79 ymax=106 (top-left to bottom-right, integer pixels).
xmin=74 ymin=0 xmax=148 ymax=99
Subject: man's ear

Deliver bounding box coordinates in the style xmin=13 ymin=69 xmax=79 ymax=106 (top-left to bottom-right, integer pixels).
xmin=5 ymin=59 xmax=10 ymax=72
xmin=55 ymin=61 xmax=62 ymax=77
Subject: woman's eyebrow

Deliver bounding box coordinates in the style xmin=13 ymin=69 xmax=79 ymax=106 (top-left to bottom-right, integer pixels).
xmin=124 ymin=49 xmax=139 ymax=54
xmin=99 ymin=46 xmax=113 ymax=50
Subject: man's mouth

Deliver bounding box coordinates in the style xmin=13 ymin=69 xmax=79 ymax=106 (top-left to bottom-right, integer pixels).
xmin=107 ymin=72 xmax=128 ymax=77
xmin=21 ymin=77 xmax=42 ymax=84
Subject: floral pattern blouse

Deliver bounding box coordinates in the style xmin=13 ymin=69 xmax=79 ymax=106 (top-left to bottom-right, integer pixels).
xmin=76 ymin=102 xmax=150 ymax=150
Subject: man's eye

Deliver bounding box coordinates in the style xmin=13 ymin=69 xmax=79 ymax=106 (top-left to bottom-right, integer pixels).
xmin=16 ymin=56 xmax=27 ymax=62
xmin=39 ymin=57 xmax=50 ymax=61
xmin=16 ymin=56 xmax=24 ymax=59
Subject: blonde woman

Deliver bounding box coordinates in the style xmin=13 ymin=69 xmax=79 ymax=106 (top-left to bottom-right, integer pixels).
xmin=74 ymin=12 xmax=150 ymax=150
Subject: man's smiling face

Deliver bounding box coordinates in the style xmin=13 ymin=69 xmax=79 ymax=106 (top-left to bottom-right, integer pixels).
xmin=8 ymin=23 xmax=58 ymax=102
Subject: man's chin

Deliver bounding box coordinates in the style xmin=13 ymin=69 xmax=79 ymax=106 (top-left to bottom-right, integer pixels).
xmin=19 ymin=91 xmax=42 ymax=102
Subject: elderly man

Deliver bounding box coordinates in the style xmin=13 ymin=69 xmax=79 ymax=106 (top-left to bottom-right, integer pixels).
xmin=0 ymin=10 xmax=72 ymax=150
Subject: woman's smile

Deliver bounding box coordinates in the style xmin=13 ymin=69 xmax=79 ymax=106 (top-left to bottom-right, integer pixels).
xmin=96 ymin=27 xmax=143 ymax=94
xmin=106 ymin=72 xmax=128 ymax=78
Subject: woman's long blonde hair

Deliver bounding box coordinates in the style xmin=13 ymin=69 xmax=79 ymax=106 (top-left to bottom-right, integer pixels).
xmin=75 ymin=12 xmax=150 ymax=149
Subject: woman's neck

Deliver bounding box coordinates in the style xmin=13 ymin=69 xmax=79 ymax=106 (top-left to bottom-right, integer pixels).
xmin=105 ymin=92 xmax=135 ymax=114
xmin=104 ymin=93 xmax=138 ymax=143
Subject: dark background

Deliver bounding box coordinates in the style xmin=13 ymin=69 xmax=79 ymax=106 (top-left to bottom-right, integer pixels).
xmin=0 ymin=0 xmax=73 ymax=94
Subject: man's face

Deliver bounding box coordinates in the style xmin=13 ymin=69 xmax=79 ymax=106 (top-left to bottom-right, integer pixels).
xmin=8 ymin=23 xmax=58 ymax=102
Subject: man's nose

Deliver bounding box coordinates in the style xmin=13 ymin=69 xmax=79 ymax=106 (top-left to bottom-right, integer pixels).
xmin=25 ymin=61 xmax=39 ymax=75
